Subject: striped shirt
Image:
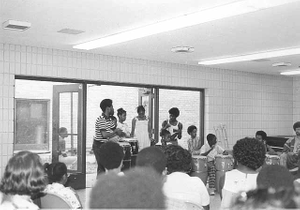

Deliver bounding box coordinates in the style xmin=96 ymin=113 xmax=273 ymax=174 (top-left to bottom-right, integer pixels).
xmin=94 ymin=114 xmax=116 ymax=141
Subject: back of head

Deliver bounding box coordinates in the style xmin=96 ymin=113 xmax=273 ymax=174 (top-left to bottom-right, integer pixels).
xmin=136 ymin=146 xmax=167 ymax=174
xmin=98 ymin=141 xmax=124 ymax=170
xmin=89 ymin=167 xmax=165 ymax=209
xmin=100 ymin=99 xmax=112 ymax=112
xmin=0 ymin=151 xmax=46 ymax=196
xmin=233 ymin=137 xmax=266 ymax=170
xmin=257 ymin=165 xmax=294 ymax=192
xmin=163 ymin=144 xmax=192 ymax=174
xmin=169 ymin=107 xmax=180 ymax=117
xmin=233 ymin=188 xmax=296 ymax=209
xmin=44 ymin=162 xmax=67 ymax=184
xmin=255 ymin=130 xmax=267 ymax=139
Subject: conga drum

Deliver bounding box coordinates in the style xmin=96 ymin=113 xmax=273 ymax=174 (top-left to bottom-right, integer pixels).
xmin=215 ymin=154 xmax=234 ymax=193
xmin=190 ymin=155 xmax=208 ymax=185
xmin=118 ymin=142 xmax=132 ymax=171
xmin=215 ymin=154 xmax=234 ymax=171
xmin=264 ymin=154 xmax=280 ymax=166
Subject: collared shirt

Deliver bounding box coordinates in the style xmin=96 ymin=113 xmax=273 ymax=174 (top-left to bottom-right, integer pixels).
xmin=94 ymin=113 xmax=116 ymax=141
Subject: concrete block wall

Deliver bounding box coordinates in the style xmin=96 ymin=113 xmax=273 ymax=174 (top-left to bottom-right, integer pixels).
xmin=0 ymin=42 xmax=295 ymax=174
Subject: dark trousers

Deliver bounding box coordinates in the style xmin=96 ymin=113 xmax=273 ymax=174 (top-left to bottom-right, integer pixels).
xmin=92 ymin=140 xmax=106 ymax=176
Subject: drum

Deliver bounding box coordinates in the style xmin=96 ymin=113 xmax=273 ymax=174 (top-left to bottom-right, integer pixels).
xmin=192 ymin=155 xmax=208 ymax=172
xmin=265 ymin=154 xmax=280 ymax=166
xmin=124 ymin=138 xmax=139 ymax=154
xmin=118 ymin=142 xmax=132 ymax=171
xmin=215 ymin=154 xmax=234 ymax=171
xmin=215 ymin=170 xmax=226 ymax=193
xmin=191 ymin=171 xmax=208 ymax=186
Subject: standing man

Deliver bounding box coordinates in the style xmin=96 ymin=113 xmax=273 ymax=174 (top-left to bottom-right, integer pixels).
xmin=93 ymin=99 xmax=123 ymax=175
xmin=280 ymin=121 xmax=300 ymax=170
xmin=160 ymin=107 xmax=183 ymax=145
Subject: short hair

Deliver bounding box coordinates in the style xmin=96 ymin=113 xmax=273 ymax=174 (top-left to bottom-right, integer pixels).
xmin=163 ymin=145 xmax=192 ymax=174
xmin=136 ymin=147 xmax=167 ymax=174
xmin=293 ymin=121 xmax=300 ymax=131
xmin=160 ymin=129 xmax=170 ymax=137
xmin=0 ymin=151 xmax=46 ymax=197
xmin=89 ymin=167 xmax=165 ymax=209
xmin=100 ymin=99 xmax=112 ymax=112
xmin=233 ymin=188 xmax=296 ymax=209
xmin=117 ymin=107 xmax=126 ymax=116
xmin=207 ymin=133 xmax=216 ymax=143
xmin=256 ymin=130 xmax=267 ymax=140
xmin=98 ymin=141 xmax=124 ymax=170
xmin=169 ymin=107 xmax=180 ymax=118
xmin=137 ymin=105 xmax=145 ymax=113
xmin=59 ymin=127 xmax=67 ymax=134
xmin=44 ymin=162 xmax=67 ymax=184
xmin=257 ymin=165 xmax=294 ymax=192
xmin=233 ymin=137 xmax=266 ymax=170
xmin=187 ymin=125 xmax=197 ymax=135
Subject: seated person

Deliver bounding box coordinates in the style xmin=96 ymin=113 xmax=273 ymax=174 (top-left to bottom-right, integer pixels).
xmin=136 ymin=146 xmax=167 ymax=175
xmin=89 ymin=167 xmax=165 ymax=209
xmin=232 ymin=188 xmax=297 ymax=209
xmin=44 ymin=162 xmax=82 ymax=209
xmin=187 ymin=125 xmax=202 ymax=155
xmin=255 ymin=130 xmax=276 ymax=155
xmin=0 ymin=151 xmax=46 ymax=209
xmin=200 ymin=133 xmax=228 ymax=195
xmin=163 ymin=145 xmax=210 ymax=210
xmin=280 ymin=121 xmax=300 ymax=170
xmin=58 ymin=127 xmax=77 ymax=166
xmin=157 ymin=129 xmax=171 ymax=146
xmin=98 ymin=141 xmax=125 ymax=176
xmin=220 ymin=138 xmax=266 ymax=210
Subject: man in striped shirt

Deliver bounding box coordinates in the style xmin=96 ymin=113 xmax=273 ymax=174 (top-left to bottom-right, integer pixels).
xmin=93 ymin=99 xmax=123 ymax=175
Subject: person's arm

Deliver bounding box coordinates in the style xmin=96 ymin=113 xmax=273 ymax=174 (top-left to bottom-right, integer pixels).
xmin=177 ymin=122 xmax=183 ymax=139
xmin=100 ymin=128 xmax=121 ymax=139
xmin=148 ymin=117 xmax=152 ymax=139
xmin=131 ymin=118 xmax=136 ymax=137
xmin=283 ymin=138 xmax=293 ymax=153
xmin=201 ymin=145 xmax=215 ymax=156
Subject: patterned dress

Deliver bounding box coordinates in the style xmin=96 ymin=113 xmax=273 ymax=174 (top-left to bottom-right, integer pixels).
xmin=44 ymin=183 xmax=82 ymax=209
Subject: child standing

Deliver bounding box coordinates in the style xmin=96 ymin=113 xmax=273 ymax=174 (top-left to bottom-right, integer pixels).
xmin=200 ymin=133 xmax=227 ymax=195
xmin=187 ymin=125 xmax=202 ymax=155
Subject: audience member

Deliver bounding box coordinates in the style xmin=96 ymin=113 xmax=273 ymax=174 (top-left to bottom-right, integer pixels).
xmin=131 ymin=105 xmax=152 ymax=150
xmin=161 ymin=107 xmax=183 ymax=145
xmin=136 ymin=146 xmax=167 ymax=175
xmin=255 ymin=130 xmax=276 ymax=155
xmin=44 ymin=162 xmax=82 ymax=209
xmin=116 ymin=108 xmax=131 ymax=138
xmin=93 ymin=99 xmax=123 ymax=175
xmin=163 ymin=144 xmax=210 ymax=210
xmin=232 ymin=188 xmax=296 ymax=210
xmin=98 ymin=141 xmax=125 ymax=175
xmin=0 ymin=151 xmax=46 ymax=209
xmin=280 ymin=121 xmax=300 ymax=171
xmin=200 ymin=133 xmax=227 ymax=195
xmin=187 ymin=125 xmax=202 ymax=155
xmin=220 ymin=137 xmax=266 ymax=210
xmin=89 ymin=167 xmax=165 ymax=209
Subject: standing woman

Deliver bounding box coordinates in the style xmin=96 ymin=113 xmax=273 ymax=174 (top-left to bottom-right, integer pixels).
xmin=0 ymin=151 xmax=46 ymax=209
xmin=131 ymin=105 xmax=151 ymax=150
xmin=161 ymin=107 xmax=183 ymax=145
xmin=117 ymin=108 xmax=131 ymax=138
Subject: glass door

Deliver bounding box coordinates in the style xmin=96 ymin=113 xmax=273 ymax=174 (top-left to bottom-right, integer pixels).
xmin=52 ymin=84 xmax=86 ymax=190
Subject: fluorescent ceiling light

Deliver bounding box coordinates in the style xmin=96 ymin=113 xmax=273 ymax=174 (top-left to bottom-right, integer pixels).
xmin=280 ymin=70 xmax=300 ymax=75
xmin=198 ymin=47 xmax=300 ymax=65
xmin=74 ymin=0 xmax=297 ymax=50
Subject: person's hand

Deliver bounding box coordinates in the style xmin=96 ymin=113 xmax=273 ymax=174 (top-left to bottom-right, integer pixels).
xmin=115 ymin=128 xmax=123 ymax=136
xmin=62 ymin=152 xmax=67 ymax=157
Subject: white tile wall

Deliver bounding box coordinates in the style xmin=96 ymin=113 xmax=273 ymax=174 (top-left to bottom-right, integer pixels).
xmin=0 ymin=43 xmax=296 ymax=174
